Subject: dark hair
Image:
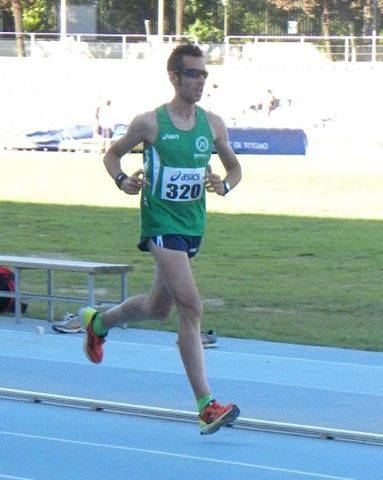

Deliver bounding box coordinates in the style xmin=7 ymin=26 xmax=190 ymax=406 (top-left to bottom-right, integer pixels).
xmin=167 ymin=44 xmax=204 ymax=72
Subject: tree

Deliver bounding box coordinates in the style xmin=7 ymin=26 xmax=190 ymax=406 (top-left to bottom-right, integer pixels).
xmin=0 ymin=0 xmax=26 ymax=56
xmin=0 ymin=0 xmax=38 ymax=57
xmin=183 ymin=0 xmax=223 ymax=41
xmin=176 ymin=0 xmax=184 ymax=36
xmin=267 ymin=1 xmax=343 ymax=57
xmin=23 ymin=0 xmax=55 ymax=33
xmin=268 ymin=0 xmax=383 ymax=36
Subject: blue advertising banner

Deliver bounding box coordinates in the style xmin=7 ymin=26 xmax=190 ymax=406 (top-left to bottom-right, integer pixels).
xmin=228 ymin=128 xmax=307 ymax=155
xmin=24 ymin=125 xmax=307 ymax=155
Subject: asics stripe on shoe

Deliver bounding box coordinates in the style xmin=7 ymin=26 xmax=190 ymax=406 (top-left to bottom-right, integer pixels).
xmin=79 ymin=307 xmax=106 ymax=364
xmin=199 ymin=400 xmax=240 ymax=435
xmin=201 ymin=330 xmax=218 ymax=348
xmin=52 ymin=313 xmax=83 ymax=334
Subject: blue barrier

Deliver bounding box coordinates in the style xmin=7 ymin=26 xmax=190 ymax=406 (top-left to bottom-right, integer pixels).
xmin=26 ymin=125 xmax=93 ymax=151
xmin=25 ymin=125 xmax=307 ymax=155
xmin=228 ymin=128 xmax=307 ymax=155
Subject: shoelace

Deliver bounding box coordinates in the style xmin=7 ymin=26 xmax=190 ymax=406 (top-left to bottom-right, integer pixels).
xmin=203 ymin=401 xmax=222 ymax=421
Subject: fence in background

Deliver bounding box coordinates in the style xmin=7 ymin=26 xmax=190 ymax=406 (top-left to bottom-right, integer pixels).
xmin=0 ymin=33 xmax=197 ymax=60
xmin=225 ymin=35 xmax=383 ymax=63
xmin=1 ymin=33 xmax=383 ymax=63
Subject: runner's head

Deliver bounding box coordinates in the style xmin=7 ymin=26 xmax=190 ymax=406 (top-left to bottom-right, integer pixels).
xmin=167 ymin=44 xmax=208 ymax=104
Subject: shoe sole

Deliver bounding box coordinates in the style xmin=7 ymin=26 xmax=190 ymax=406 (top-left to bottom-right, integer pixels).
xmin=78 ymin=307 xmax=101 ymax=364
xmin=52 ymin=326 xmax=84 ymax=334
xmin=82 ymin=331 xmax=102 ymax=363
xmin=202 ymin=342 xmax=218 ymax=348
xmin=200 ymin=404 xmax=240 ymax=435
xmin=176 ymin=341 xmax=218 ymax=348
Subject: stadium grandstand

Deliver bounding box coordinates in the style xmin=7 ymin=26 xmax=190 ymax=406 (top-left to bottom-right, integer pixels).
xmin=0 ymin=0 xmax=382 ymax=153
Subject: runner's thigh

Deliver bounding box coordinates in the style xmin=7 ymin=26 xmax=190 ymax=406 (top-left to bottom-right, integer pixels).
xmin=149 ymin=242 xmax=200 ymax=308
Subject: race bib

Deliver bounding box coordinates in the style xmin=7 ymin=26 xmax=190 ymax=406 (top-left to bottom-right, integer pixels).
xmin=161 ymin=167 xmax=205 ymax=202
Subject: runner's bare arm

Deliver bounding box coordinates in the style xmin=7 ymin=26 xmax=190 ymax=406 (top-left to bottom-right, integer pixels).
xmin=205 ymin=112 xmax=242 ymax=196
xmin=103 ymin=112 xmax=157 ymax=194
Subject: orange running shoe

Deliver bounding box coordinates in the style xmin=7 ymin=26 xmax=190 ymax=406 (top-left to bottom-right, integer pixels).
xmin=79 ymin=307 xmax=107 ymax=364
xmin=199 ymin=400 xmax=240 ymax=435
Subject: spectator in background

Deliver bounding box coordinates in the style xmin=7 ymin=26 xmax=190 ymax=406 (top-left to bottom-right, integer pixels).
xmin=98 ymin=99 xmax=115 ymax=152
xmin=94 ymin=100 xmax=102 ymax=138
xmin=266 ymin=89 xmax=280 ymax=116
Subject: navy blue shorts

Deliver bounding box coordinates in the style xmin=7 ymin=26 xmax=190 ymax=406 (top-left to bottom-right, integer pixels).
xmin=138 ymin=234 xmax=202 ymax=258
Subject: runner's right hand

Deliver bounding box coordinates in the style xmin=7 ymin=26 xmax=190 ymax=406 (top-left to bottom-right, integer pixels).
xmin=121 ymin=169 xmax=150 ymax=195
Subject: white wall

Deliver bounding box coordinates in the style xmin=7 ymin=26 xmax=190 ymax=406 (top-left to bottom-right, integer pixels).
xmin=0 ymin=56 xmax=382 ymax=145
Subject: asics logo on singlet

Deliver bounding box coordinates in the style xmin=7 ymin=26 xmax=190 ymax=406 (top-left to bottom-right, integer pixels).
xmin=162 ymin=133 xmax=180 ymax=140
xmin=170 ymin=171 xmax=201 ymax=181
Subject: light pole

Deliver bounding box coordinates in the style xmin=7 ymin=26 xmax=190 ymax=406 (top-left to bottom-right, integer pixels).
xmin=372 ymin=0 xmax=378 ymax=35
xmin=60 ymin=0 xmax=67 ymax=38
xmin=222 ymin=0 xmax=229 ymax=38
xmin=158 ymin=0 xmax=164 ymax=38
xmin=372 ymin=0 xmax=378 ymax=62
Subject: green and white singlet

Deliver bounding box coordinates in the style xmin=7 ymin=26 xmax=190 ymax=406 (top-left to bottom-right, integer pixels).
xmin=141 ymin=104 xmax=214 ymax=237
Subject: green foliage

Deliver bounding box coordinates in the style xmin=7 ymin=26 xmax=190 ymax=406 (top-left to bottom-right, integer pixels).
xmin=241 ymin=9 xmax=269 ymax=35
xmin=183 ymin=0 xmax=223 ymax=41
xmin=267 ymin=0 xmax=382 ymax=35
xmin=96 ymin=0 xmax=157 ymax=34
xmin=1 ymin=0 xmax=382 ymax=38
xmin=23 ymin=0 xmax=53 ymax=32
xmin=185 ymin=18 xmax=223 ymax=42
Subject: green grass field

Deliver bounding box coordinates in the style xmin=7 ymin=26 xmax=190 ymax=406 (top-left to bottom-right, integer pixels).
xmin=1 ymin=200 xmax=382 ymax=351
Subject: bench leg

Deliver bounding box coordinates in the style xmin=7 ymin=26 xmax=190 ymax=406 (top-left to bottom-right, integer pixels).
xmin=88 ymin=273 xmax=95 ymax=307
xmin=119 ymin=273 xmax=128 ymax=329
xmin=47 ymin=270 xmax=54 ymax=322
xmin=121 ymin=273 xmax=128 ymax=302
xmin=47 ymin=269 xmax=54 ymax=322
xmin=14 ymin=268 xmax=21 ymax=324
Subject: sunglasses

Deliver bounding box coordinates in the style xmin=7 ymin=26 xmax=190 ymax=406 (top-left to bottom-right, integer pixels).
xmin=177 ymin=68 xmax=209 ymax=79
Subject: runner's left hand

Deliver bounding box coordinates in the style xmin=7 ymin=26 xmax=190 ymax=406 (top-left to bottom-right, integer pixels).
xmin=205 ymin=168 xmax=225 ymax=196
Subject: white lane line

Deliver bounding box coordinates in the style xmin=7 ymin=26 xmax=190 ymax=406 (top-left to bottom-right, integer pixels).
xmin=1 ymin=355 xmax=381 ymax=398
xmin=1 ymin=328 xmax=381 ymax=370
xmin=0 ymin=475 xmax=36 ymax=480
xmin=0 ymin=357 xmax=382 ymax=398
xmin=0 ymin=430 xmax=356 ymax=480
xmin=208 ymin=350 xmax=383 ymax=371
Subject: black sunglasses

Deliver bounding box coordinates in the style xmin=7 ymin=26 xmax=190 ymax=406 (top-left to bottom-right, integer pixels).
xmin=177 ymin=68 xmax=209 ymax=79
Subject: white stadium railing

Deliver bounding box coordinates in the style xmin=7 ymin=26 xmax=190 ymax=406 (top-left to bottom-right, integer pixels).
xmin=0 ymin=32 xmax=197 ymax=60
xmin=225 ymin=35 xmax=383 ymax=63
xmin=0 ymin=32 xmax=383 ymax=63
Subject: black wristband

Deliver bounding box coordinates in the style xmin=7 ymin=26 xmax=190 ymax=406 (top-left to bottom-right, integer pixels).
xmin=222 ymin=180 xmax=231 ymax=196
xmin=115 ymin=172 xmax=128 ymax=189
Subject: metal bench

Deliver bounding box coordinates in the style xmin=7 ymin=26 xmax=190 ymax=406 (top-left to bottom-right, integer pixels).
xmin=0 ymin=255 xmax=133 ymax=322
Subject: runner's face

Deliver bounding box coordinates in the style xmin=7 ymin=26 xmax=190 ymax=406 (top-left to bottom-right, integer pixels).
xmin=175 ymin=55 xmax=207 ymax=104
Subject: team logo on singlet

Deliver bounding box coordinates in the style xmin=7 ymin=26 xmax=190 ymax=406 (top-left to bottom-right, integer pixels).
xmin=196 ymin=136 xmax=209 ymax=153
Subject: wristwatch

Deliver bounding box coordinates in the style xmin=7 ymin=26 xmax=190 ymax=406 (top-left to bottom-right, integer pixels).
xmin=222 ymin=180 xmax=231 ymax=196
xmin=115 ymin=172 xmax=128 ymax=189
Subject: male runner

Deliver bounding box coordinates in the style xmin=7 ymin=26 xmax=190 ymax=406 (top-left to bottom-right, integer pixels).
xmin=80 ymin=44 xmax=242 ymax=435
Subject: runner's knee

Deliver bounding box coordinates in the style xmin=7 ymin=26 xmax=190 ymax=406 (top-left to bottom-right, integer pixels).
xmin=177 ymin=297 xmax=203 ymax=325
xmin=147 ymin=302 xmax=172 ymax=322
